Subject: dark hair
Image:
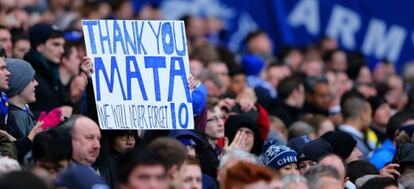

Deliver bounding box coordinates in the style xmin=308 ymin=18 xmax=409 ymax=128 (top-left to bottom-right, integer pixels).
xmin=276 ymin=46 xmax=302 ymax=62
xmin=0 ymin=47 xmax=6 ymax=58
xmin=148 ymin=137 xmax=188 ymax=170
xmin=386 ymin=110 xmax=414 ymax=140
xmin=106 ymin=130 xmax=139 ymax=146
xmin=32 ymin=128 xmax=72 ymax=163
xmin=117 ymin=147 xmax=168 ymax=184
xmin=277 ymin=75 xmax=303 ymax=100
xmin=347 ymin=160 xmax=379 ymax=183
xmin=244 ymin=30 xmax=266 ymax=46
xmin=304 ymin=76 xmax=328 ymax=94
xmin=322 ymin=49 xmax=344 ymax=64
xmin=206 ymin=97 xmax=220 ymax=111
xmin=62 ymin=42 xmax=77 ymax=59
xmin=110 ymin=0 xmax=130 ymax=12
xmin=359 ymin=177 xmax=398 ymax=189
xmin=228 ymin=64 xmax=245 ymax=78
xmin=0 ymin=171 xmax=49 ymax=189
xmin=10 ymin=29 xmax=29 ymax=44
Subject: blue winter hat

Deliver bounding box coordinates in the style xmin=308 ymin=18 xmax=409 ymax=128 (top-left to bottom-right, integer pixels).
xmin=298 ymin=138 xmax=333 ymax=162
xmin=55 ymin=164 xmax=108 ymax=189
xmin=241 ymin=55 xmax=265 ymax=76
xmin=287 ymin=135 xmax=311 ymax=153
xmin=262 ymin=144 xmax=297 ymax=169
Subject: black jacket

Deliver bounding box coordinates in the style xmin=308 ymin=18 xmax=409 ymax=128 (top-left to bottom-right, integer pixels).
xmin=269 ymin=99 xmax=302 ymax=127
xmin=24 ymin=49 xmax=71 ymax=118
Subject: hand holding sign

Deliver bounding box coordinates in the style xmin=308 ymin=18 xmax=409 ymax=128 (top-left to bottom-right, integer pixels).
xmin=81 ymin=57 xmax=93 ymax=78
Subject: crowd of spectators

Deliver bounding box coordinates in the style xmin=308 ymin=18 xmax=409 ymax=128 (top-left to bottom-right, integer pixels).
xmin=0 ymin=0 xmax=412 ymax=189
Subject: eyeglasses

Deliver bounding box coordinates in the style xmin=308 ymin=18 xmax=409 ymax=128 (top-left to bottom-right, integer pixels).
xmin=120 ymin=134 xmax=135 ymax=141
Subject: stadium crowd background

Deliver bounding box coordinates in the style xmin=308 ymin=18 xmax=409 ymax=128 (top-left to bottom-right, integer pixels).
xmin=0 ymin=0 xmax=412 ymax=189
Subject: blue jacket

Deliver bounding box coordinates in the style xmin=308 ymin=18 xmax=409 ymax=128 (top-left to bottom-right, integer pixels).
xmin=369 ymin=139 xmax=395 ymax=170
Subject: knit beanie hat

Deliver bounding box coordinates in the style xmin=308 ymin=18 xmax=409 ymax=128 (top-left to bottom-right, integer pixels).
xmin=287 ymin=135 xmax=311 ymax=153
xmin=225 ymin=114 xmax=263 ymax=155
xmin=298 ymin=138 xmax=333 ymax=162
xmin=5 ymin=58 xmax=35 ymax=97
xmin=241 ymin=55 xmax=265 ymax=76
xmin=262 ymin=144 xmax=297 ymax=169
xmin=321 ymin=131 xmax=357 ymax=159
xmin=29 ymin=23 xmax=63 ymax=48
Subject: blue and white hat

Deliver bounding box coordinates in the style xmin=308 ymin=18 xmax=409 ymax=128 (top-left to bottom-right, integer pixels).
xmin=262 ymin=144 xmax=297 ymax=169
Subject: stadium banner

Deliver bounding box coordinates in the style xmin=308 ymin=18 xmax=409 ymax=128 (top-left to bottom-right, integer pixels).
xmin=150 ymin=0 xmax=414 ymax=72
xmin=82 ymin=20 xmax=194 ymax=130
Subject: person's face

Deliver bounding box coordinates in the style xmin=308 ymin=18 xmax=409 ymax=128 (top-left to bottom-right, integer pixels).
xmin=310 ymin=83 xmax=331 ymax=110
xmin=238 ymin=127 xmax=255 ymax=152
xmin=229 ymin=74 xmax=246 ymax=95
xmin=125 ymin=164 xmax=167 ymax=189
xmin=345 ymin=147 xmax=362 ymax=163
xmin=37 ymin=37 xmax=65 ymax=64
xmin=62 ymin=46 xmax=81 ymax=76
xmin=204 ymin=79 xmax=222 ymax=97
xmin=319 ymin=176 xmax=342 ymax=189
xmin=279 ymin=163 xmax=299 ymax=176
xmin=0 ymin=29 xmax=12 ymax=57
xmin=12 ymin=39 xmax=30 ymax=59
xmin=303 ymin=60 xmax=323 ymax=77
xmin=180 ymin=164 xmax=202 ymax=189
xmin=286 ymin=50 xmax=303 ymax=71
xmin=186 ymin=145 xmax=196 ymax=159
xmin=267 ymin=66 xmax=291 ymax=87
xmin=384 ymin=186 xmax=398 ymax=189
xmin=374 ymin=103 xmax=391 ymax=127
xmin=357 ymin=66 xmax=372 ymax=84
xmin=20 ymin=79 xmax=38 ymax=103
xmin=189 ymin=60 xmax=204 ymax=78
xmin=242 ymin=181 xmax=270 ymax=189
xmin=293 ymin=85 xmax=305 ymax=107
xmin=208 ymin=63 xmax=229 ymax=90
xmin=248 ymin=33 xmax=273 ymax=56
xmin=0 ymin=58 xmax=10 ymax=90
xmin=361 ymin=103 xmax=372 ymax=129
xmin=113 ymin=134 xmax=136 ymax=154
xmin=331 ymin=51 xmax=347 ymax=72
xmin=205 ymin=106 xmax=225 ymax=139
xmin=72 ymin=117 xmax=101 ymax=165
xmin=298 ymin=160 xmax=318 ymax=175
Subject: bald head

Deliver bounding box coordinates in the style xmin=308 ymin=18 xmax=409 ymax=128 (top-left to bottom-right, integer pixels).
xmin=319 ymin=154 xmax=347 ymax=184
xmin=69 ymin=116 xmax=101 ymax=165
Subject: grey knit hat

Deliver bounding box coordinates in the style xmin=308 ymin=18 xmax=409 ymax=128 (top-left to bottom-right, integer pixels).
xmin=5 ymin=58 xmax=36 ymax=97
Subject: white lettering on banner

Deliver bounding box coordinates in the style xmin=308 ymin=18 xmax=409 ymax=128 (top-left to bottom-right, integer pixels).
xmin=288 ymin=0 xmax=319 ymax=35
xmin=82 ymin=20 xmax=194 ymax=130
xmin=288 ymin=1 xmax=410 ymax=62
xmin=326 ymin=5 xmax=361 ymax=49
xmin=362 ymin=19 xmax=406 ymax=62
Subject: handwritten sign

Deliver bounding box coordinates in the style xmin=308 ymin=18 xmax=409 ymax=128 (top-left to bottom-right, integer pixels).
xmin=82 ymin=20 xmax=193 ymax=130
